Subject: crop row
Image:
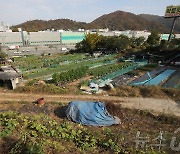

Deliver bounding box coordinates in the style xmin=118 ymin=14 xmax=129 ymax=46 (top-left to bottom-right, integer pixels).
xmin=23 ymin=56 xmax=116 ymax=79
xmin=52 ymin=66 xmax=89 ymax=83
xmin=88 ymin=62 xmax=131 ymax=78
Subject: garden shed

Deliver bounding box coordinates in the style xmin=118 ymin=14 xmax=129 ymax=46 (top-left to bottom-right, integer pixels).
xmin=0 ymin=66 xmax=22 ymax=89
xmin=0 ymin=72 xmax=21 ymax=89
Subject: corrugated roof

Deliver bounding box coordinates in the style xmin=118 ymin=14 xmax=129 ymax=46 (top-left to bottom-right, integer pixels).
xmin=1 ymin=66 xmax=16 ymax=72
xmin=0 ymin=72 xmax=19 ymax=80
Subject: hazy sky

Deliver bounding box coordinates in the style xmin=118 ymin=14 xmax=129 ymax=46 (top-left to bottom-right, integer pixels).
xmin=0 ymin=0 xmax=179 ymax=25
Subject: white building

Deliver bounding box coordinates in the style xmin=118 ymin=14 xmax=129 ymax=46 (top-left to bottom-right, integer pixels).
xmin=0 ymin=28 xmax=179 ymax=48
xmin=114 ymin=30 xmax=151 ymax=39
xmin=29 ymin=31 xmax=61 ymax=46
xmin=0 ymin=22 xmax=12 ymax=32
xmin=0 ymin=32 xmax=23 ymax=46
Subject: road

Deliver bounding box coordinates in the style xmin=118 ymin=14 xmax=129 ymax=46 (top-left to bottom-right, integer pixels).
xmin=2 ymin=45 xmax=76 ymax=56
xmin=0 ymin=92 xmax=179 ymax=117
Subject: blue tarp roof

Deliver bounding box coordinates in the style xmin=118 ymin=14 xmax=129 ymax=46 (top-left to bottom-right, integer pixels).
xmin=66 ymin=101 xmax=121 ymax=126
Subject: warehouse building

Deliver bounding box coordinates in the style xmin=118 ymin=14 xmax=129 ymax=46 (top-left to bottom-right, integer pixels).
xmin=29 ymin=31 xmax=61 ymax=46
xmin=61 ymin=31 xmax=85 ymax=45
xmin=113 ymin=30 xmax=151 ymax=39
xmin=0 ymin=30 xmax=179 ymax=48
xmin=0 ymin=32 xmax=23 ymax=46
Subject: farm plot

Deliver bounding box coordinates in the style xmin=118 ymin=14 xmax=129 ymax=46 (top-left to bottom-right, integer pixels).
xmin=14 ymin=53 xmax=117 ymax=79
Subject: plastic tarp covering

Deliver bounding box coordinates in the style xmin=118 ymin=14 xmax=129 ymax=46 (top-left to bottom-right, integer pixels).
xmin=66 ymin=101 xmax=121 ymax=126
xmin=144 ymin=69 xmax=176 ymax=86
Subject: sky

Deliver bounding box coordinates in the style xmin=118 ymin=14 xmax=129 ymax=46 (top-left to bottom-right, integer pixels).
xmin=0 ymin=0 xmax=179 ymax=25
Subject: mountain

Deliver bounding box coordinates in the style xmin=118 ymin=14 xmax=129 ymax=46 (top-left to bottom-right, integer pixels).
xmin=11 ymin=19 xmax=87 ymax=32
xmin=89 ymin=11 xmax=168 ymax=32
xmin=139 ymin=14 xmax=180 ymax=33
xmin=11 ymin=10 xmax=180 ymax=33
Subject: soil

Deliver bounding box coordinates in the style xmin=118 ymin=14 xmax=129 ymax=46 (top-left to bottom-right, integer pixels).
xmin=0 ymin=92 xmax=180 ymax=117
xmin=0 ymin=100 xmax=180 ymax=153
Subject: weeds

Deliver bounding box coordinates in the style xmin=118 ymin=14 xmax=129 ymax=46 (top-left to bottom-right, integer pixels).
xmin=112 ymin=86 xmax=180 ymax=100
xmin=0 ymin=111 xmax=121 ymax=153
xmin=14 ymin=84 xmax=67 ymax=94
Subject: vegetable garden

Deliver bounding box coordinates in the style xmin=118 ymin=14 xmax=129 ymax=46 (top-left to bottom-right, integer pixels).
xmin=14 ymin=53 xmax=117 ymax=79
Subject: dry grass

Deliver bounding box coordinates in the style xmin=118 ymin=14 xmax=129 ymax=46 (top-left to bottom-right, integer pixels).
xmin=110 ymin=86 xmax=180 ymax=101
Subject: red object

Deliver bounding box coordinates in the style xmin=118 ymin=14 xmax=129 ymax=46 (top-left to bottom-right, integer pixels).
xmin=37 ymin=98 xmax=45 ymax=105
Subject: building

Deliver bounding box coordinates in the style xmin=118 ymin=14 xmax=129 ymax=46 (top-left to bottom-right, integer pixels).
xmin=0 ymin=22 xmax=12 ymax=32
xmin=114 ymin=30 xmax=151 ymax=39
xmin=0 ymin=32 xmax=23 ymax=46
xmin=29 ymin=31 xmax=61 ymax=46
xmin=61 ymin=31 xmax=85 ymax=46
xmin=0 ymin=29 xmax=179 ymax=48
xmin=0 ymin=66 xmax=22 ymax=89
xmin=161 ymin=34 xmax=180 ymax=40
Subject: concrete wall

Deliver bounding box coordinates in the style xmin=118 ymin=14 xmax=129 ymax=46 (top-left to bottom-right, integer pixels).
xmin=98 ymin=32 xmax=115 ymax=37
xmin=11 ymin=78 xmax=17 ymax=89
xmin=175 ymin=34 xmax=180 ymax=38
xmin=0 ymin=32 xmax=23 ymax=46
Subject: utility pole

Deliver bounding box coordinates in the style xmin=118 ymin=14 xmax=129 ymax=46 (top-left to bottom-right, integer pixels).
xmin=164 ymin=5 xmax=180 ymax=42
xmin=168 ymin=17 xmax=178 ymax=41
xmin=60 ymin=32 xmax=62 ymax=51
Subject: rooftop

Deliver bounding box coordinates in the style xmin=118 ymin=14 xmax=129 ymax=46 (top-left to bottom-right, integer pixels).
xmin=0 ymin=72 xmax=20 ymax=80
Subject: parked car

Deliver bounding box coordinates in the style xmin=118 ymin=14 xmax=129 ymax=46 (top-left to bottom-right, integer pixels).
xmin=7 ymin=45 xmax=19 ymax=50
xmin=13 ymin=51 xmax=21 ymax=54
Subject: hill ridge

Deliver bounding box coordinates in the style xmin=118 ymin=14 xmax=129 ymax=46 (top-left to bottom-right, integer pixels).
xmin=11 ymin=10 xmax=180 ymax=33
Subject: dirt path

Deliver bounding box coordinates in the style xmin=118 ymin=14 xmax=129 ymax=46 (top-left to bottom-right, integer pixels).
xmin=0 ymin=92 xmax=180 ymax=117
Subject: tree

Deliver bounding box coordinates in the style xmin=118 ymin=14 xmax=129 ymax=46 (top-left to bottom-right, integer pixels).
xmin=118 ymin=35 xmax=131 ymax=50
xmin=131 ymin=37 xmax=145 ymax=47
xmin=96 ymin=36 xmax=120 ymax=51
xmin=159 ymin=40 xmax=169 ymax=50
xmin=96 ymin=35 xmax=131 ymax=53
xmin=76 ymin=33 xmax=102 ymax=55
xmin=146 ymin=31 xmax=160 ymax=46
xmin=76 ymin=34 xmax=132 ymax=54
xmin=171 ymin=38 xmax=180 ymax=47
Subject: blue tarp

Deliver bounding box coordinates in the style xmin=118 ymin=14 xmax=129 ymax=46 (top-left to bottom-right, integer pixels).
xmin=66 ymin=101 xmax=121 ymax=126
xmin=144 ymin=69 xmax=176 ymax=85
